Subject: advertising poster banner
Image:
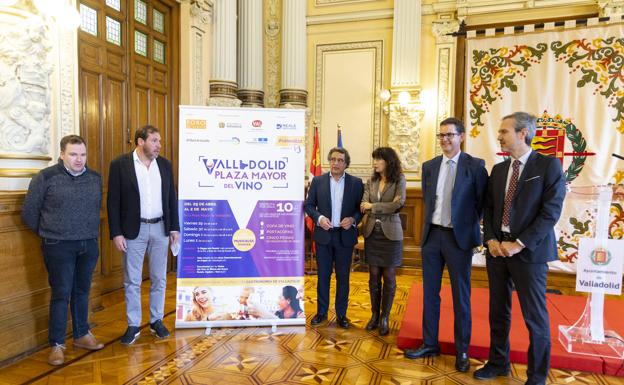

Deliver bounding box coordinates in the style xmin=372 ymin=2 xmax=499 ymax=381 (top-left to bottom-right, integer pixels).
xmin=176 ymin=106 xmax=306 ymax=328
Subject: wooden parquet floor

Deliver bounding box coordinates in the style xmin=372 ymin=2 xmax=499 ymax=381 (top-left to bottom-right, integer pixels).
xmin=1 ymin=271 xmax=623 ymax=385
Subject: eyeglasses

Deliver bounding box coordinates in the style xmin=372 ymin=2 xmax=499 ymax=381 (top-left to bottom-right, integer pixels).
xmin=329 ymin=157 xmax=345 ymax=163
xmin=436 ymin=132 xmax=460 ymax=139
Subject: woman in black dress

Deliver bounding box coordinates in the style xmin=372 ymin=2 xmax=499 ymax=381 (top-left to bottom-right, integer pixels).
xmin=360 ymin=147 xmax=406 ymax=335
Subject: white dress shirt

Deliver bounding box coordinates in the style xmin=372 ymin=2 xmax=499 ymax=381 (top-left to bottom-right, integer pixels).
xmin=133 ymin=149 xmax=163 ymax=219
xmin=329 ymin=173 xmax=345 ymax=227
xmin=317 ymin=173 xmax=346 ymax=228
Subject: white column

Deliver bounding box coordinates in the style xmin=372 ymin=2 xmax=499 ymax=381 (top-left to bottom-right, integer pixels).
xmin=279 ymin=0 xmax=307 ymax=107
xmin=180 ymin=0 xmax=212 ymax=105
xmin=432 ymin=18 xmax=459 ymax=156
xmin=237 ymin=0 xmax=264 ymax=107
xmin=391 ymin=0 xmax=421 ymax=88
xmin=386 ymin=0 xmax=424 ymax=180
xmin=209 ymin=0 xmax=240 ymax=106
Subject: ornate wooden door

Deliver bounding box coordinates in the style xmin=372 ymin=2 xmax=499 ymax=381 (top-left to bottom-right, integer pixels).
xmin=78 ymin=0 xmax=179 ymax=293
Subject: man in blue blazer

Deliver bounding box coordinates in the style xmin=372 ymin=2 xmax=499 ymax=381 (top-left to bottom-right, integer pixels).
xmin=404 ymin=118 xmax=488 ymax=372
xmin=304 ymin=147 xmax=364 ymax=329
xmin=474 ymin=112 xmax=565 ymax=385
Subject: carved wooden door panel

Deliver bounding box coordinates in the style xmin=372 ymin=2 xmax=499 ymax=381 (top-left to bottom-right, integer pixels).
xmin=128 ymin=0 xmax=179 ymax=273
xmin=78 ymin=0 xmax=178 ymax=293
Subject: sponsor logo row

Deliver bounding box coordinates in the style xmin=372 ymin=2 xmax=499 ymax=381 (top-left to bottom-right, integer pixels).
xmin=215 ymin=136 xmax=303 ymax=147
xmin=186 ymin=119 xmax=298 ymax=131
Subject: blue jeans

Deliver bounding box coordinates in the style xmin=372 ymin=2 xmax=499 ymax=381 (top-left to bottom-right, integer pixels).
xmin=42 ymin=238 xmax=99 ymax=346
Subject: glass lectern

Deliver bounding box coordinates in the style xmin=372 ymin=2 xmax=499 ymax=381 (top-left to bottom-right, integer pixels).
xmin=558 ymin=185 xmax=624 ymax=359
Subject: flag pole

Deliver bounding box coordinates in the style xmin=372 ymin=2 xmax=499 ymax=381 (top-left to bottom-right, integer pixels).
xmin=336 ymin=123 xmax=343 ymax=148
xmin=306 ymin=120 xmax=322 ymax=274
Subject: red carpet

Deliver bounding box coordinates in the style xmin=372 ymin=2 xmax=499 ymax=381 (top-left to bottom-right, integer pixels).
xmin=397 ymin=283 xmax=624 ymax=376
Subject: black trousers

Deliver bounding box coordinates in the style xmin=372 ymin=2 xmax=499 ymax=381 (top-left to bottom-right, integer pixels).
xmin=421 ymin=226 xmax=472 ymax=354
xmin=315 ymin=230 xmax=354 ymax=317
xmin=486 ymin=256 xmax=550 ymax=385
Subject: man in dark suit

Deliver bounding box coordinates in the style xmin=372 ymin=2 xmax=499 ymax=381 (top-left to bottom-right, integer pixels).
xmin=304 ymin=147 xmax=364 ymax=329
xmin=404 ymin=118 xmax=488 ymax=372
xmin=108 ymin=125 xmax=180 ymax=345
xmin=474 ymin=112 xmax=566 ymax=385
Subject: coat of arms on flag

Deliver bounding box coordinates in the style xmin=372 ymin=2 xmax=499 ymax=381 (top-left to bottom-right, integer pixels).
xmin=464 ymin=22 xmax=624 ymax=272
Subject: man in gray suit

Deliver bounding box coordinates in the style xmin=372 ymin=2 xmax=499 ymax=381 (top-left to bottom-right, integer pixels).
xmin=404 ymin=118 xmax=488 ymax=373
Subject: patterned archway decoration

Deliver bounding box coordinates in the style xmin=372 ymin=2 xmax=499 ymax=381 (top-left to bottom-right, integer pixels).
xmin=469 ymin=44 xmax=548 ymax=137
xmin=551 ymin=37 xmax=624 ymax=134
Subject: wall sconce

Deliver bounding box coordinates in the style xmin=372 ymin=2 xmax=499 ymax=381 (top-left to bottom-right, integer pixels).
xmin=380 ymin=89 xmax=418 ymax=116
xmin=379 ymin=89 xmax=391 ymax=103
xmin=380 ymin=88 xmax=392 ymax=115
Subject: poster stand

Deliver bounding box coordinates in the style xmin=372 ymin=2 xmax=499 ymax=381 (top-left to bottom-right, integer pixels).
xmin=175 ymin=106 xmax=307 ymax=330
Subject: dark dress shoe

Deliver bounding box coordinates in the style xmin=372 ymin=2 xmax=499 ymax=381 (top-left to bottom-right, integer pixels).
xmin=404 ymin=344 xmax=440 ymax=359
xmin=455 ymin=352 xmax=470 ymax=372
xmin=336 ymin=315 xmax=350 ymax=329
xmin=365 ymin=314 xmax=379 ymax=331
xmin=473 ymin=364 xmax=510 ymax=380
xmin=310 ymin=314 xmax=327 ymax=326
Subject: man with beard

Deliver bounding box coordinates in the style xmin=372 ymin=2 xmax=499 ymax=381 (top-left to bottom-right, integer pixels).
xmin=108 ymin=125 xmax=180 ymax=344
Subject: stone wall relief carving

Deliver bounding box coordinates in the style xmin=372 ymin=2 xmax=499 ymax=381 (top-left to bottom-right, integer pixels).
xmin=191 ymin=0 xmax=213 ymax=25
xmin=598 ymin=0 xmax=624 ymax=16
xmin=385 ymin=100 xmax=424 ymax=179
xmin=193 ymin=31 xmax=204 ymax=105
xmin=264 ymin=0 xmax=281 ymax=108
xmin=0 ymin=15 xmax=52 ymax=156
xmin=58 ymin=26 xmax=77 ymax=139
xmin=434 ymin=47 xmax=451 ymax=157
xmin=431 ymin=18 xmax=459 ymax=157
xmin=432 ymin=19 xmax=460 ymax=43
xmin=0 ymin=3 xmax=80 ymax=189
